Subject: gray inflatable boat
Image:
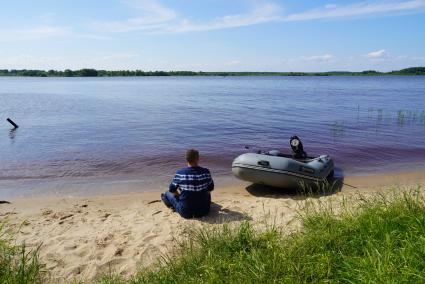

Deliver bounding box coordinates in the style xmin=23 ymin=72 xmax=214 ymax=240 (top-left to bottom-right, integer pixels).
xmin=232 ymin=136 xmax=334 ymax=189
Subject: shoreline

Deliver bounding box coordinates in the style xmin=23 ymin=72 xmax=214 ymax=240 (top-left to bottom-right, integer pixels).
xmin=1 ymin=170 xmax=425 ymax=282
xmin=0 ymin=66 xmax=424 ymax=77
xmin=2 ymin=168 xmax=425 ymax=200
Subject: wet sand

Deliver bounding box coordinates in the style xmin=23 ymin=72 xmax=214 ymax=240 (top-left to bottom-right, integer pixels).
xmin=1 ymin=170 xmax=425 ymax=282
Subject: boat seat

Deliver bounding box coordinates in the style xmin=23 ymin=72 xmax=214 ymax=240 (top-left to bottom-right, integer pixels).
xmin=265 ymin=150 xmax=318 ymax=163
xmin=266 ymin=150 xmax=284 ymax=156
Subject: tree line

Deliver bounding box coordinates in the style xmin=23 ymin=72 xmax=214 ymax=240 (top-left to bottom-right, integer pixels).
xmin=0 ymin=67 xmax=424 ymax=77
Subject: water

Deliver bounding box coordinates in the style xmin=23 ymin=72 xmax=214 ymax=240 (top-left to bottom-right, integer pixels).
xmin=0 ymin=76 xmax=424 ymax=197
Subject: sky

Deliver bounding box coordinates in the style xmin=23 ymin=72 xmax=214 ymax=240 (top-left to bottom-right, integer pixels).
xmin=0 ymin=0 xmax=424 ymax=72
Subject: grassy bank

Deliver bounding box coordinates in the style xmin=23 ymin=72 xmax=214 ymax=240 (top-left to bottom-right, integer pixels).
xmin=0 ymin=226 xmax=45 ymax=284
xmin=100 ymin=188 xmax=425 ymax=283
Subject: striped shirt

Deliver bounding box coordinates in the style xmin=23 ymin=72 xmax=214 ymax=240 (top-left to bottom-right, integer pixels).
xmin=169 ymin=166 xmax=214 ymax=216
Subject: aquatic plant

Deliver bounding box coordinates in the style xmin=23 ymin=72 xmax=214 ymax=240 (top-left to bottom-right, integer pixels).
xmin=357 ymin=105 xmax=360 ymax=121
xmin=367 ymin=107 xmax=374 ymax=118
xmin=330 ymin=121 xmax=344 ymax=139
xmin=420 ymin=111 xmax=425 ymax=125
xmin=356 ymin=106 xmax=425 ymax=128
xmin=377 ymin=109 xmax=383 ymax=121
xmin=397 ymin=110 xmax=405 ymax=125
xmin=395 ymin=109 xmax=425 ymax=126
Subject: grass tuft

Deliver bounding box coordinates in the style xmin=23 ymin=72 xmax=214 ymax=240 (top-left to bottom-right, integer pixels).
xmin=0 ymin=225 xmax=45 ymax=284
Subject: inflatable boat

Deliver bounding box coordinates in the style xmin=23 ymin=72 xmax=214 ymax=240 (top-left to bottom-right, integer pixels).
xmin=232 ymin=136 xmax=334 ymax=189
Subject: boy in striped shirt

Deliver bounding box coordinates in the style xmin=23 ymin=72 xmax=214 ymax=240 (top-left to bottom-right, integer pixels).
xmin=161 ymin=149 xmax=214 ymax=218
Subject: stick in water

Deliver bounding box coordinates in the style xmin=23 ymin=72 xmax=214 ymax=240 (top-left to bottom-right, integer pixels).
xmin=7 ymin=118 xmax=19 ymax=129
xmin=342 ymin=182 xmax=358 ymax=189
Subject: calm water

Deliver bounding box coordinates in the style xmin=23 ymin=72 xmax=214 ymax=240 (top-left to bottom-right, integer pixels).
xmin=1 ymin=76 xmax=424 ymax=197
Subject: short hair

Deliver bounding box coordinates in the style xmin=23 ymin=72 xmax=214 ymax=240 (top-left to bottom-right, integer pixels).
xmin=186 ymin=149 xmax=199 ymax=163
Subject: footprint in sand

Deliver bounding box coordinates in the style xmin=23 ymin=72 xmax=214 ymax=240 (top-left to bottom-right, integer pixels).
xmin=142 ymin=234 xmax=157 ymax=243
xmin=45 ymin=252 xmax=66 ymax=268
xmin=74 ymin=246 xmax=90 ymax=258
xmin=64 ymin=244 xmax=78 ymax=251
xmin=96 ymin=233 xmax=114 ymax=248
xmin=100 ymin=213 xmax=111 ymax=221
xmin=77 ymin=204 xmax=88 ymax=208
xmin=0 ymin=211 xmax=17 ymax=217
xmin=19 ymin=229 xmax=31 ymax=235
xmin=285 ymin=218 xmax=298 ymax=226
xmin=42 ymin=209 xmax=53 ymax=216
xmin=97 ymin=257 xmax=127 ymax=272
xmin=114 ymin=247 xmax=124 ymax=256
xmin=58 ymin=214 xmax=74 ymax=224
xmin=68 ymin=264 xmax=87 ymax=275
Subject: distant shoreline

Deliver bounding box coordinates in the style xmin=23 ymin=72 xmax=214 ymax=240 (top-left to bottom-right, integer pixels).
xmin=0 ymin=67 xmax=424 ymax=77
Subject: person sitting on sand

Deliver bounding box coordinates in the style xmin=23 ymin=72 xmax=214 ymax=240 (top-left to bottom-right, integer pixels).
xmin=161 ymin=149 xmax=214 ymax=218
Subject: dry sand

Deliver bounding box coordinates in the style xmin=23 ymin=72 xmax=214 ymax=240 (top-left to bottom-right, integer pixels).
xmin=1 ymin=171 xmax=425 ymax=282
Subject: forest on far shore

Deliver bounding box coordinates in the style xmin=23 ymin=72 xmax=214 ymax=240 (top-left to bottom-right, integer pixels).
xmin=0 ymin=67 xmax=424 ymax=77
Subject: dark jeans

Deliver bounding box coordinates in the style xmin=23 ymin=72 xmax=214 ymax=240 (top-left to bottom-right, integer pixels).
xmin=161 ymin=191 xmax=179 ymax=210
xmin=161 ymin=191 xmax=209 ymax=219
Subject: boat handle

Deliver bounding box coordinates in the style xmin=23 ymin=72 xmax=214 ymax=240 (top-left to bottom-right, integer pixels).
xmin=300 ymin=166 xmax=315 ymax=174
xmin=258 ymin=160 xmax=270 ymax=167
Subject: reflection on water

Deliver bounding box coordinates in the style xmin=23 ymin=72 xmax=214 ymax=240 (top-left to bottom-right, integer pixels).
xmin=9 ymin=128 xmax=17 ymax=141
xmin=330 ymin=121 xmax=345 ymax=140
xmin=0 ymin=76 xmax=424 ymax=197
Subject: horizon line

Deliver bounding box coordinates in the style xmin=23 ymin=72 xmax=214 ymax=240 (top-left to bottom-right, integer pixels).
xmin=1 ymin=66 xmax=424 ymax=73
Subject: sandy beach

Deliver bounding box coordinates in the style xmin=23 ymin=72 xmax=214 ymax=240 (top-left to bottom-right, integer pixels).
xmin=1 ymin=170 xmax=425 ymax=282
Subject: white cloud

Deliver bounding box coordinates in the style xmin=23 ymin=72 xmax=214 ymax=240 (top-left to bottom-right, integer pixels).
xmin=284 ymin=0 xmax=425 ymax=22
xmin=92 ymin=0 xmax=425 ymax=35
xmin=366 ymin=49 xmax=388 ymax=58
xmin=98 ymin=53 xmax=140 ymax=61
xmin=0 ymin=54 xmax=65 ymax=69
xmin=274 ymin=52 xmax=425 ymax=72
xmin=1 ymin=51 xmax=423 ymax=71
xmin=167 ymin=3 xmax=281 ymax=33
xmin=93 ymin=0 xmax=177 ymax=32
xmin=410 ymin=56 xmax=425 ymax=60
xmin=94 ymin=0 xmax=281 ymax=34
xmin=0 ymin=25 xmax=114 ymax=42
xmin=0 ymin=53 xmax=144 ymax=70
xmin=363 ymin=50 xmax=425 ymax=62
xmin=0 ymin=26 xmax=71 ymax=42
xmin=301 ymin=54 xmax=334 ymax=62
xmin=227 ymin=60 xmax=241 ymax=65
xmin=39 ymin=13 xmax=57 ymax=24
xmin=0 ymin=0 xmax=424 ymax=42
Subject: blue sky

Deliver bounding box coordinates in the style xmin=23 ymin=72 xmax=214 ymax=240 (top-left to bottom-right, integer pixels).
xmin=0 ymin=0 xmax=424 ymax=71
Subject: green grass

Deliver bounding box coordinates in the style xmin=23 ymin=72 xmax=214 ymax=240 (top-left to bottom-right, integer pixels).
xmin=0 ymin=226 xmax=45 ymax=284
xmin=99 ymin=187 xmax=425 ymax=283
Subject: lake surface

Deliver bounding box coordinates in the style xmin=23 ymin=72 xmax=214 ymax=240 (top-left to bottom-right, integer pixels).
xmin=1 ymin=76 xmax=424 ymax=197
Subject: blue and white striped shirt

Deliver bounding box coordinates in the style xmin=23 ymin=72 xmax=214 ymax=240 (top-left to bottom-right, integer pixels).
xmin=169 ymin=166 xmax=214 ymax=215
